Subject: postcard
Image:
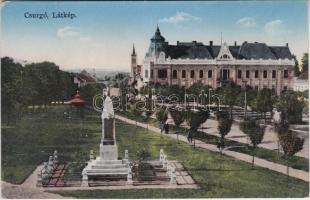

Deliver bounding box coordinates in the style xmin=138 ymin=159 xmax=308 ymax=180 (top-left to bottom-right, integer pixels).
xmin=1 ymin=0 xmax=309 ymax=199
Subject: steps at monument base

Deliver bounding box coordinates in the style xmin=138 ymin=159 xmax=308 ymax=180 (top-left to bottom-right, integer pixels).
xmin=133 ymin=181 xmax=167 ymax=186
xmin=88 ymin=180 xmax=126 ymax=187
xmin=86 ymin=168 xmax=128 ymax=173
xmin=94 ymin=160 xmax=124 ymax=165
xmin=90 ymin=164 xmax=128 ymax=169
xmin=86 ymin=171 xmax=128 ymax=179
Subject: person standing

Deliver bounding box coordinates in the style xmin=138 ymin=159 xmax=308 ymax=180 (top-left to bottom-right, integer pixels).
xmin=187 ymin=129 xmax=193 ymax=143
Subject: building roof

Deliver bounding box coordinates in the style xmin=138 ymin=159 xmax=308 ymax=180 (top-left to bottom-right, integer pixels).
xmin=75 ymin=70 xmax=97 ymax=83
xmin=146 ymin=26 xmax=293 ymax=60
xmin=161 ymin=41 xmax=292 ymax=60
xmin=237 ymin=42 xmax=277 ymax=60
xmin=164 ymin=43 xmax=213 ymax=59
xmin=269 ymin=46 xmax=293 ymax=59
xmin=151 ymin=26 xmax=165 ymax=42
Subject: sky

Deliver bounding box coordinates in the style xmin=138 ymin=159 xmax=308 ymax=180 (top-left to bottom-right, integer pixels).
xmin=1 ymin=1 xmax=309 ymax=71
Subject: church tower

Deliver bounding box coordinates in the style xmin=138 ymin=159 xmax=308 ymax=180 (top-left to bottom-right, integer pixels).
xmin=145 ymin=25 xmax=166 ymax=58
xmin=131 ymin=44 xmax=137 ymax=79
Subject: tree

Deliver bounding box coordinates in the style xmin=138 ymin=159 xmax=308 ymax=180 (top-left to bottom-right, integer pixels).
xmin=1 ymin=57 xmax=24 ymax=123
xmin=245 ymin=86 xmax=258 ymax=109
xmin=143 ymin=88 xmax=154 ymax=132
xmin=155 ymin=107 xmax=168 ymax=123
xmin=216 ymin=111 xmax=233 ymax=155
xmin=301 ymin=53 xmax=308 ymax=73
xmin=155 ymin=107 xmax=168 ymax=135
xmin=275 ymin=90 xmax=304 ymax=123
xmin=169 ymin=108 xmax=186 ymax=142
xmin=278 ymin=130 xmax=304 ymax=178
xmin=218 ymin=83 xmax=240 ymax=118
xmin=79 ymin=84 xmax=104 ymax=106
xmin=253 ymin=89 xmax=274 ymax=122
xmin=292 ymin=55 xmax=300 ymax=77
xmin=186 ymin=109 xmax=210 ymax=147
xmin=240 ymin=120 xmax=265 ymax=168
xmin=1 ymin=57 xmax=77 ymax=123
xmin=187 ymin=109 xmax=209 ymax=131
xmin=135 ymin=148 xmax=152 ymax=181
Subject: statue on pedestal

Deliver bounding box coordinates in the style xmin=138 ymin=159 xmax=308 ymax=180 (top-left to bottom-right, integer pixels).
xmin=81 ymin=89 xmax=130 ymax=186
xmin=100 ymin=89 xmax=118 ymax=160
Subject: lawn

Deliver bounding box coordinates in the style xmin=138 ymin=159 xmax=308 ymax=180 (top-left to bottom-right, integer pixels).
xmin=2 ymin=106 xmax=308 ymax=198
xmin=1 ymin=106 xmax=102 ymax=184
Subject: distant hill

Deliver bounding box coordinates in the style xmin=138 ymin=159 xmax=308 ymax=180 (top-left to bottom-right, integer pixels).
xmin=66 ymin=68 xmax=130 ymax=80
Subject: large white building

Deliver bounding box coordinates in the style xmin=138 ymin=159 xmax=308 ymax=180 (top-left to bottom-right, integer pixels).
xmin=293 ymin=73 xmax=309 ymax=92
xmin=131 ymin=26 xmax=295 ymax=95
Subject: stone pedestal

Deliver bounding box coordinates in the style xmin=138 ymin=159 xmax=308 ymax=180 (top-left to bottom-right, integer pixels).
xmin=81 ymin=94 xmax=130 ymax=186
xmin=100 ymin=144 xmax=118 ymax=160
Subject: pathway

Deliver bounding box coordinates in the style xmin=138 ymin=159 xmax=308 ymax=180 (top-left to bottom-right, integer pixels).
xmin=115 ymin=114 xmax=309 ymax=182
xmin=1 ymin=181 xmax=70 ymax=199
xmin=199 ymin=119 xmax=309 ymax=159
xmin=2 ymin=165 xmax=71 ymax=199
xmin=165 ymin=114 xmax=308 ymax=159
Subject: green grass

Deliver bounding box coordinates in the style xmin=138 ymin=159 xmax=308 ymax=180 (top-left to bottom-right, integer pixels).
xmin=2 ymin=106 xmax=309 ymax=197
xmin=1 ymin=106 xmax=102 ymax=184
xmin=55 ymin=119 xmax=308 ymax=198
xmin=117 ymin=111 xmax=309 ymax=172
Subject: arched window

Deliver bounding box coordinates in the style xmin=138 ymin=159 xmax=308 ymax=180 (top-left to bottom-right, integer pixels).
xmin=208 ymin=70 xmax=212 ymax=78
xmin=222 ymin=54 xmax=229 ymax=59
xmin=173 ymin=70 xmax=177 ymax=79
xmin=182 ymin=70 xmax=186 ymax=78
xmin=199 ymin=70 xmax=203 ymax=78
xmin=190 ymin=70 xmax=195 ymax=78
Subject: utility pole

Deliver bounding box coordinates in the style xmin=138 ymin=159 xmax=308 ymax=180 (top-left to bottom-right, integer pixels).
xmin=242 ymin=79 xmax=247 ymax=120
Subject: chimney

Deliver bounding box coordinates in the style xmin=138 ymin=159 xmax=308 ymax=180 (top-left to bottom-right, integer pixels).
xmin=177 ymin=41 xmax=179 ymax=45
xmin=209 ymin=41 xmax=213 ymax=46
xmin=234 ymin=41 xmax=237 ymax=46
xmin=286 ymin=43 xmax=289 ymax=47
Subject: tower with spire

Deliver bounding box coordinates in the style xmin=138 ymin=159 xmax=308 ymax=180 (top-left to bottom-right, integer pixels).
xmin=131 ymin=44 xmax=137 ymax=79
xmin=146 ymin=25 xmax=167 ymax=58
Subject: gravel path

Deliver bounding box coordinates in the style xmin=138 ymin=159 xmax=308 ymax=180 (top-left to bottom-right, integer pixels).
xmin=1 ymin=181 xmax=71 ymax=199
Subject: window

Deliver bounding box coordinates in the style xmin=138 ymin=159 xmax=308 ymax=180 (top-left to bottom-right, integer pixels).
xmin=208 ymin=70 xmax=212 ymax=78
xmin=190 ymin=70 xmax=195 ymax=78
xmin=158 ymin=69 xmax=167 ymax=79
xmin=283 ymin=86 xmax=288 ymax=91
xmin=150 ymin=70 xmax=153 ymax=78
xmin=272 ymin=70 xmax=276 ymax=78
xmin=182 ymin=70 xmax=186 ymax=78
xmin=255 ymin=70 xmax=259 ymax=78
xmin=246 ymin=70 xmax=250 ymax=78
xmin=172 ymin=70 xmax=177 ymax=79
xmin=254 ymin=85 xmax=259 ymax=90
xmin=145 ymin=70 xmax=148 ymax=78
xmin=199 ymin=70 xmax=203 ymax=79
xmin=238 ymin=70 xmax=242 ymax=79
xmin=223 ymin=54 xmax=229 ymax=59
xmin=284 ymin=70 xmax=289 ymax=78
xmin=263 ymin=70 xmax=268 ymax=78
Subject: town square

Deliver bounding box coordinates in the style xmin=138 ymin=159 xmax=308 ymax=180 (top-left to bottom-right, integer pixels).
xmin=1 ymin=0 xmax=309 ymax=198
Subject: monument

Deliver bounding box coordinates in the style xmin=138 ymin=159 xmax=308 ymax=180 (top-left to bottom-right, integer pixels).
xmin=81 ymin=89 xmax=130 ymax=187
